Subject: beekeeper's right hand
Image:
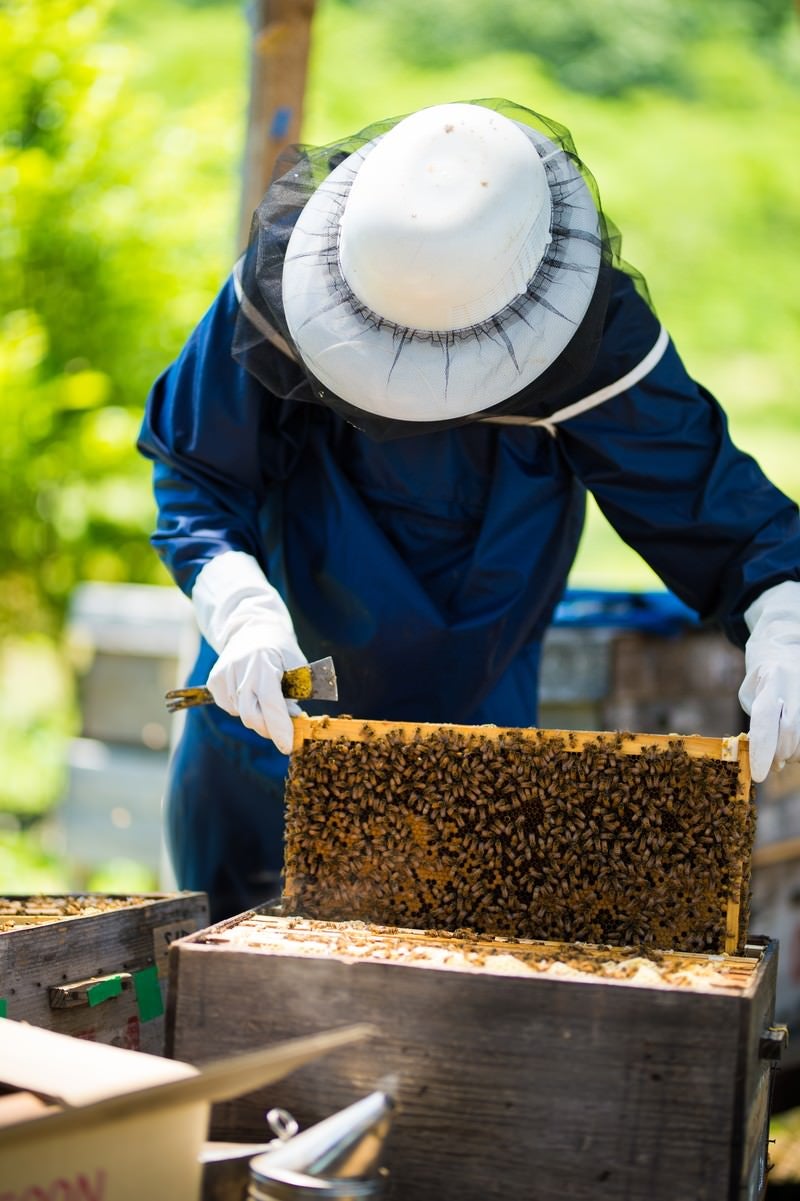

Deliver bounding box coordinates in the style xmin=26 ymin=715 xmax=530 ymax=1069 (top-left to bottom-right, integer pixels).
xmin=191 ymin=550 xmax=308 ymax=755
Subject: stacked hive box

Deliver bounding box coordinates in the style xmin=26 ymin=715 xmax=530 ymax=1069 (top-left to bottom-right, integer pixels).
xmin=539 ymin=620 xmax=745 ymax=737
xmin=59 ymin=582 xmax=196 ymax=882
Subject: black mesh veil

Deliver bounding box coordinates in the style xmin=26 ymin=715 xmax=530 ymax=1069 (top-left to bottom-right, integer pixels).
xmin=232 ymin=98 xmax=649 ymax=441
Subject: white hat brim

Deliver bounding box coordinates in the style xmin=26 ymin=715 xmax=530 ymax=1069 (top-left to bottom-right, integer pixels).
xmin=282 ymin=123 xmax=602 ymax=424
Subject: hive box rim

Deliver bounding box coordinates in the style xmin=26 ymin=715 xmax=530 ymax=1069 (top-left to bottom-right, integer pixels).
xmin=170 ymin=908 xmax=770 ymax=1002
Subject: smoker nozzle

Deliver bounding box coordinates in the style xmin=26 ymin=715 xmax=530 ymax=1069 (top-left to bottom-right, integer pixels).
xmin=248 ymin=1087 xmax=395 ymax=1200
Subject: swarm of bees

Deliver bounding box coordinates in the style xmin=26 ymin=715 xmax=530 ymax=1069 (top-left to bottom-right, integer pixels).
xmin=282 ymin=726 xmax=754 ymax=953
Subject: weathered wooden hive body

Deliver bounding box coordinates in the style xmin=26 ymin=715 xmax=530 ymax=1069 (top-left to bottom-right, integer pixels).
xmin=0 ymin=892 xmax=208 ymax=1053
xmin=167 ymin=718 xmax=782 ymax=1201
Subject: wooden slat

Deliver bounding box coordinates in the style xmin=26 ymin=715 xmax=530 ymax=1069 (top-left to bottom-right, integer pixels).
xmin=213 ymin=912 xmax=760 ymax=989
xmin=752 ymin=834 xmax=800 ymax=869
xmin=0 ymin=915 xmax=72 ymax=928
xmin=48 ymin=972 xmax=133 ymax=1010
xmin=291 ymin=715 xmax=747 ymax=763
xmin=724 ymin=738 xmax=752 ymax=952
xmin=725 ymin=879 xmax=744 ymax=955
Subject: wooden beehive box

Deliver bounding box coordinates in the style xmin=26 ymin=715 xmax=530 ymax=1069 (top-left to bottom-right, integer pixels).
xmin=0 ymin=892 xmax=208 ymax=1054
xmin=283 ymin=718 xmax=754 ymax=954
xmin=167 ymin=912 xmax=783 ymax=1201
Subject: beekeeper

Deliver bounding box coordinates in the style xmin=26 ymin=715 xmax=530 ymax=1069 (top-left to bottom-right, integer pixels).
xmin=139 ymin=100 xmax=800 ymax=921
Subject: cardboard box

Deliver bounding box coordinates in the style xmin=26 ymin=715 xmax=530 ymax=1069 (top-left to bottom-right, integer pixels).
xmin=0 ymin=1016 xmax=371 ymax=1201
xmin=169 ymin=911 xmax=785 ymax=1201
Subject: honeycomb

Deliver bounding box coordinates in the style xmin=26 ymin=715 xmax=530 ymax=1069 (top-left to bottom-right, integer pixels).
xmin=282 ymin=725 xmax=755 ymax=953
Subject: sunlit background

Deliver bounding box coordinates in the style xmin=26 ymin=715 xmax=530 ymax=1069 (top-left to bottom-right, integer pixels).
xmin=2 ymin=0 xmax=799 ymax=893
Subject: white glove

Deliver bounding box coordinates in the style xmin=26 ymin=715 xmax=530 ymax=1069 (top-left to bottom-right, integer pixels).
xmin=192 ymin=550 xmax=307 ymax=754
xmin=739 ymin=580 xmax=800 ymax=783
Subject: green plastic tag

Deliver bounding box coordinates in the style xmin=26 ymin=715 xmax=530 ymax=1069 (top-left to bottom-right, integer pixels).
xmin=87 ymin=976 xmax=123 ymax=1007
xmin=0 ymin=999 xmax=7 ymax=1017
xmin=133 ymin=964 xmax=164 ymax=1022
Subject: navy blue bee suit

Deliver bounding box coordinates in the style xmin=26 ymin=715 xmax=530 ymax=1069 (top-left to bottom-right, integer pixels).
xmin=138 ymin=266 xmax=800 ymax=921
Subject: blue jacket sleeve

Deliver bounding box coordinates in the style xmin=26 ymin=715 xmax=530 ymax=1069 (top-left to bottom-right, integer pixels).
xmin=137 ymin=276 xmax=290 ymax=595
xmin=557 ymin=276 xmax=800 ymax=647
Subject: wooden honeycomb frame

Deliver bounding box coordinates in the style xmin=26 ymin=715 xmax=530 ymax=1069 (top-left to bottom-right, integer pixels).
xmin=284 ymin=717 xmax=754 ymax=954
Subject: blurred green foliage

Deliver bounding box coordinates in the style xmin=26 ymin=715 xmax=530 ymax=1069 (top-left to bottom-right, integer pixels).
xmin=0 ymin=0 xmax=245 ymax=874
xmin=2 ymin=0 xmax=158 ymax=636
xmin=336 ymin=0 xmax=799 ymax=97
xmin=0 ymin=0 xmax=242 ymax=640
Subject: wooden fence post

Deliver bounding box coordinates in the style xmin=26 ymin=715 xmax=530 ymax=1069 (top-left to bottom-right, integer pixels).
xmin=238 ymin=0 xmax=317 ymax=253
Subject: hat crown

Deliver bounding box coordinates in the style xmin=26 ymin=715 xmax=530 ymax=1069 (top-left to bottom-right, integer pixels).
xmin=279 ymin=99 xmax=603 ymax=426
xmin=338 ymin=103 xmax=552 ymax=331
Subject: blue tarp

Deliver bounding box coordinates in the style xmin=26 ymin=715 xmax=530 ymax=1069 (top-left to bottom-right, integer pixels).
xmin=554 ymin=588 xmax=701 ymax=634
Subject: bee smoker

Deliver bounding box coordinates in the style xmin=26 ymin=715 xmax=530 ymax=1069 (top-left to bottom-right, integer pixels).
xmin=247 ymin=1088 xmax=395 ymax=1200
